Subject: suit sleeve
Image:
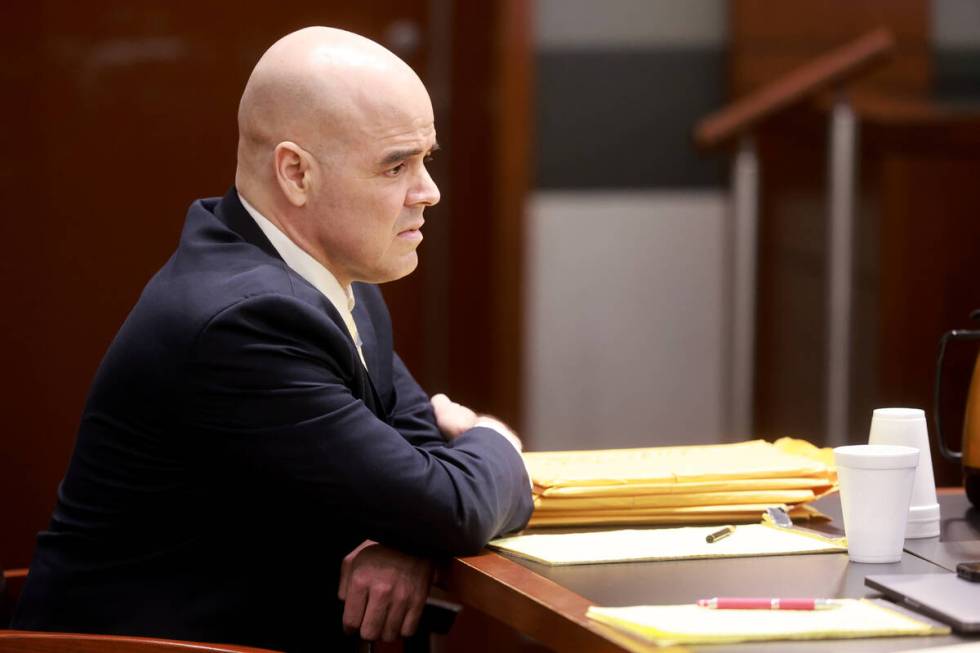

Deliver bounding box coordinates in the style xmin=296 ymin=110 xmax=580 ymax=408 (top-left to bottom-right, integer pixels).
xmin=387 ymin=352 xmax=447 ymax=450
xmin=185 ymin=293 xmax=532 ymax=556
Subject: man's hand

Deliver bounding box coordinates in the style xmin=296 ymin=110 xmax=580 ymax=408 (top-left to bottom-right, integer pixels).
xmin=431 ymin=393 xmax=477 ymax=440
xmin=432 ymin=393 xmax=525 ymax=454
xmin=338 ymin=540 xmax=434 ymax=642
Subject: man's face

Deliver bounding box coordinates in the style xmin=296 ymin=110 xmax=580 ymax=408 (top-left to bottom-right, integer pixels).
xmin=303 ymin=79 xmax=440 ymax=287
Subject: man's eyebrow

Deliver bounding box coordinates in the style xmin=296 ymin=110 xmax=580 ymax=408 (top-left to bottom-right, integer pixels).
xmin=379 ymin=142 xmax=440 ymax=167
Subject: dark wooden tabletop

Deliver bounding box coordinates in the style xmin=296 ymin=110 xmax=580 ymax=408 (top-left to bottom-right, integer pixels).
xmin=443 ymin=489 xmax=980 ymax=652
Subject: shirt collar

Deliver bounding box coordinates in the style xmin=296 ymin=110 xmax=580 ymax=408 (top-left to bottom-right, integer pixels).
xmin=237 ymin=192 xmax=356 ymax=315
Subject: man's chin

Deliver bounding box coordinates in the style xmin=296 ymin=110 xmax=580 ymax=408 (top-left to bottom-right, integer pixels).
xmin=369 ymin=255 xmax=419 ymax=285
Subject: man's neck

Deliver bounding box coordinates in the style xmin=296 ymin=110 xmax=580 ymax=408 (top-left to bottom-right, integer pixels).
xmin=237 ymin=188 xmax=352 ymax=288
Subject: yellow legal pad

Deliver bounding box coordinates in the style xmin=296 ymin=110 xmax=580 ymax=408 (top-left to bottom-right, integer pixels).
xmin=524 ymin=438 xmax=836 ymax=528
xmin=586 ymin=600 xmax=949 ymax=647
xmin=489 ymin=523 xmax=845 ymax=566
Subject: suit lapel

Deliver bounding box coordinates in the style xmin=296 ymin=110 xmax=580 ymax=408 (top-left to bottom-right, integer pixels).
xmin=352 ymin=302 xmax=378 ymax=380
xmin=352 ymin=292 xmax=385 ymax=418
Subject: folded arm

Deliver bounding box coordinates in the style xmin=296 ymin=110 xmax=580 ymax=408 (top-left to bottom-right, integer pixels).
xmin=187 ymin=293 xmax=532 ymax=556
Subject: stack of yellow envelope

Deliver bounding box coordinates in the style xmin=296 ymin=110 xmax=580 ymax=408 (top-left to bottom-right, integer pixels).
xmin=524 ymin=438 xmax=836 ymax=528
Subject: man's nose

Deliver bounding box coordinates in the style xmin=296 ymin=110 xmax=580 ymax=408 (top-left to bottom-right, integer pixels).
xmin=409 ymin=166 xmax=440 ymax=207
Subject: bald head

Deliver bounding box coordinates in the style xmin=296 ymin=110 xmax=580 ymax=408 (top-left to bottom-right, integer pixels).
xmin=231 ymin=26 xmax=440 ymax=288
xmin=235 ymin=26 xmax=430 ymax=204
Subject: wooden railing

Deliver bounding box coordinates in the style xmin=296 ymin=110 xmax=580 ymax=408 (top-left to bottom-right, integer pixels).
xmin=695 ymin=28 xmax=895 ymax=148
xmin=692 ymin=29 xmax=896 ymax=443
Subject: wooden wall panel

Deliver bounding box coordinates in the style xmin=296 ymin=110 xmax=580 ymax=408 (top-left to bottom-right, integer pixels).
xmin=733 ymin=1 xmax=980 ymax=491
xmin=731 ymin=0 xmax=931 ymax=444
xmin=872 ymin=124 xmax=980 ymax=484
xmin=732 ymin=0 xmax=928 ymax=43
xmin=445 ymin=0 xmax=530 ymax=429
xmin=731 ymin=0 xmax=930 ymax=97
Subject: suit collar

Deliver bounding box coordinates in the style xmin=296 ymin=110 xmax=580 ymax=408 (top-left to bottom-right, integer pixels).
xmin=213 ymin=186 xmax=282 ymax=261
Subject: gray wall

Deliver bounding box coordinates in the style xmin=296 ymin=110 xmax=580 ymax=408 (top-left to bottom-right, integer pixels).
xmin=932 ymin=0 xmax=980 ymax=100
xmin=535 ymin=0 xmax=726 ymax=189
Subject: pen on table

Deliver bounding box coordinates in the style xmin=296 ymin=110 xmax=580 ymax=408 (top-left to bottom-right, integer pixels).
xmin=705 ymin=525 xmax=735 ymax=543
xmin=697 ymin=597 xmax=841 ymax=610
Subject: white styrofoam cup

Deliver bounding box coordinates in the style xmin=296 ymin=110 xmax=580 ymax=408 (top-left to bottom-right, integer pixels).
xmin=833 ymin=444 xmax=919 ymax=563
xmin=868 ymin=407 xmax=941 ymax=538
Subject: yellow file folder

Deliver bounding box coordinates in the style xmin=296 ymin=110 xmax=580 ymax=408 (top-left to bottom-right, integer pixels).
xmin=526 ymin=438 xmax=834 ymax=489
xmin=534 ymin=489 xmax=818 ymax=511
xmin=539 ymin=476 xmax=831 ymax=498
xmin=586 ymin=600 xmax=949 ymax=647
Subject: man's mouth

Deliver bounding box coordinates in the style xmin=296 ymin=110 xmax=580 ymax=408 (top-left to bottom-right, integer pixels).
xmin=397 ymin=219 xmax=424 ymax=240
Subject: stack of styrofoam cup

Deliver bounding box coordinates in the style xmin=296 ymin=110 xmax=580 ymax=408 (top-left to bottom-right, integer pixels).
xmin=833 ymin=444 xmax=919 ymax=563
xmin=868 ymin=408 xmax=941 ymax=538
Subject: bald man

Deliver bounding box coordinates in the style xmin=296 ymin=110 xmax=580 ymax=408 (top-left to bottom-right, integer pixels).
xmin=13 ymin=27 xmax=532 ymax=652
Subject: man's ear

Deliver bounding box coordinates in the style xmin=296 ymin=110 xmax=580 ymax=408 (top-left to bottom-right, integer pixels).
xmin=273 ymin=141 xmax=313 ymax=207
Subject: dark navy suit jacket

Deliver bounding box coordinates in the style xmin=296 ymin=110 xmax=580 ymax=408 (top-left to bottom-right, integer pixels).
xmin=13 ymin=189 xmax=532 ymax=652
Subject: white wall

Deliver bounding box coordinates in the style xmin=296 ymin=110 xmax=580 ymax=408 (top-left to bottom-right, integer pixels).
xmin=524 ymin=191 xmax=728 ymax=450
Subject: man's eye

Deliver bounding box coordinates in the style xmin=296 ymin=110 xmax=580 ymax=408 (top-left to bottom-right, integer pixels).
xmin=387 ymin=163 xmax=406 ymax=176
xmin=424 ymin=154 xmax=434 ymax=164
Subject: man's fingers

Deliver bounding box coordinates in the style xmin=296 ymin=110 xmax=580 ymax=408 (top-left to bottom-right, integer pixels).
xmin=338 ymin=556 xmax=351 ymax=600
xmin=339 ymin=539 xmax=374 ymax=600
xmin=359 ymin=583 xmax=391 ymax=641
xmin=431 ymin=392 xmax=479 ymax=439
xmin=429 ymin=394 xmax=455 ymax=420
xmin=430 ymin=394 xmax=449 ymax=419
xmin=338 ymin=541 xmax=434 ymax=643
xmin=381 ymin=588 xmax=410 ymax=643
xmin=430 ymin=393 xmax=451 ymax=419
xmin=341 ymin=578 xmax=368 ymax=636
xmin=400 ymin=593 xmax=426 ymax=638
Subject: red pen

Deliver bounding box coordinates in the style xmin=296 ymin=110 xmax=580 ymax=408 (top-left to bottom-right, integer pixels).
xmin=697 ymin=597 xmax=841 ymax=610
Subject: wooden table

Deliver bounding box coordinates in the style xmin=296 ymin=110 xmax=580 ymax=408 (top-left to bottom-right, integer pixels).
xmin=443 ymin=489 xmax=980 ymax=652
